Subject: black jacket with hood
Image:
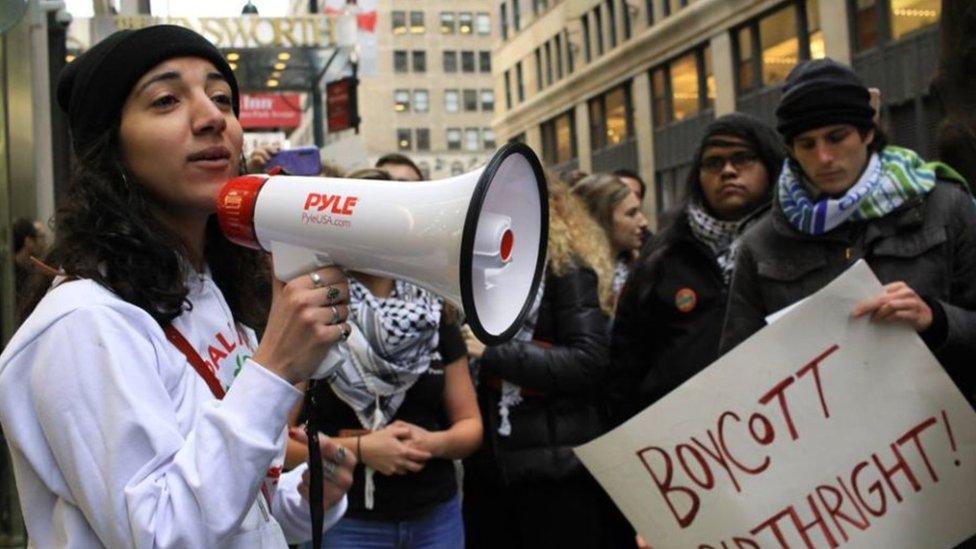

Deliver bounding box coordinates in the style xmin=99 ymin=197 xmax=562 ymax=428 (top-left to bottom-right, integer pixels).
xmin=609 ymin=113 xmax=785 ymax=425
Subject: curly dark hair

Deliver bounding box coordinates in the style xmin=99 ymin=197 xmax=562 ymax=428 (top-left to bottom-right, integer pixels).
xmin=19 ymin=126 xmax=270 ymax=330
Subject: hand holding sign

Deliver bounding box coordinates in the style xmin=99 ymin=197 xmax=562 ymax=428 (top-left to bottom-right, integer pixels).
xmin=576 ymin=261 xmax=976 ymax=548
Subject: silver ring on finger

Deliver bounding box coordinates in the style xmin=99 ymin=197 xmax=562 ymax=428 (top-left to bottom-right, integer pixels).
xmin=325 ymin=285 xmax=341 ymax=304
xmin=330 ymin=305 xmax=340 ymax=325
xmin=340 ymin=324 xmax=350 ymax=341
xmin=309 ymin=272 xmax=324 ymax=289
xmin=323 ymin=459 xmax=337 ymax=477
xmin=335 ymin=446 xmax=347 ymax=463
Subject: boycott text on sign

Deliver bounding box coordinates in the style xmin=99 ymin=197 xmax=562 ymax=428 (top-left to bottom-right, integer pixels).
xmin=576 ymin=261 xmax=976 ymax=548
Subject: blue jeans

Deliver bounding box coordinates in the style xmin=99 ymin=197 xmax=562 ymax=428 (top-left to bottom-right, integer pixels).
xmin=316 ymin=494 xmax=464 ymax=549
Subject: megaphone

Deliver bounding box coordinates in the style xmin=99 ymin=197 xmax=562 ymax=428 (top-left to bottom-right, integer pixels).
xmin=216 ymin=142 xmax=548 ymax=344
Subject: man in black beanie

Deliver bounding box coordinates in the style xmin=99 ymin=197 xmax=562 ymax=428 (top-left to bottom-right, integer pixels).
xmin=721 ymin=58 xmax=976 ymax=410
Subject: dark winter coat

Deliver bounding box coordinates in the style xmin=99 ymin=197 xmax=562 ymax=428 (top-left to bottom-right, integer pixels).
xmin=720 ymin=181 xmax=976 ymax=406
xmin=466 ymin=263 xmax=610 ymax=484
xmin=608 ymin=212 xmax=730 ymax=426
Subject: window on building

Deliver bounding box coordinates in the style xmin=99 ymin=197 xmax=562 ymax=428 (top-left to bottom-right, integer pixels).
xmin=394 ymin=89 xmax=410 ymax=112
xmin=554 ymin=34 xmax=564 ymax=79
xmin=807 ymin=0 xmax=825 ymax=59
xmin=443 ymin=50 xmax=458 ymax=72
xmin=445 ymin=90 xmax=460 ymax=112
xmin=606 ymin=0 xmax=618 ymax=49
xmin=852 ymin=0 xmax=879 ymax=51
xmin=651 ymin=45 xmax=715 ymax=127
xmin=393 ymin=90 xmax=410 ymax=112
xmin=397 ymin=129 xmax=412 ymax=150
xmin=412 ymin=50 xmax=427 ymax=72
xmin=459 ymin=12 xmax=474 ymax=34
xmin=483 ymin=128 xmax=497 ymax=149
xmin=394 ymin=50 xmax=408 ymax=73
xmin=451 ymin=161 xmax=465 ymax=175
xmin=417 ymin=161 xmax=431 ymax=179
xmin=440 ymin=11 xmax=455 ymax=34
xmin=465 ymin=128 xmax=480 ymax=151
xmin=735 ymin=26 xmax=757 ymax=93
xmin=392 ymin=11 xmax=407 ymax=34
xmin=594 ymin=7 xmax=605 ymax=56
xmin=410 ymin=11 xmax=425 ymax=33
xmin=734 ymin=3 xmax=823 ymax=95
xmin=651 ymin=68 xmax=667 ymax=127
xmin=541 ymin=110 xmax=577 ymax=164
xmin=669 ymin=52 xmax=699 ymax=121
xmin=604 ymin=86 xmax=629 ymax=146
xmin=622 ymin=0 xmax=633 ymax=40
xmin=535 ymin=49 xmax=544 ymax=90
xmin=463 ymin=89 xmax=478 ymax=112
xmin=759 ymin=4 xmax=799 ymax=87
xmin=481 ymin=89 xmax=495 ymax=111
xmin=532 ymin=0 xmax=549 ymax=15
xmin=447 ymin=128 xmax=462 ymax=150
xmin=500 ymin=2 xmax=509 ymax=39
xmin=703 ymin=47 xmax=716 ymax=110
xmin=461 ymin=51 xmax=476 ymax=73
xmin=516 ymin=62 xmax=525 ymax=102
xmin=544 ymin=42 xmax=553 ymax=86
xmin=645 ymin=0 xmax=654 ymax=26
xmin=890 ymin=0 xmax=939 ymax=40
xmin=416 ymin=128 xmax=431 ymax=151
xmin=477 ymin=13 xmax=491 ymax=35
xmin=566 ymin=29 xmax=575 ymax=73
xmin=413 ymin=89 xmax=429 ymax=112
xmin=582 ymin=16 xmax=592 ymax=62
xmin=589 ymin=84 xmax=631 ymax=150
xmin=513 ymin=0 xmax=522 ymax=30
xmin=504 ymin=71 xmax=513 ymax=109
xmin=479 ymin=51 xmax=492 ymax=73
xmin=662 ymin=0 xmax=671 ymax=17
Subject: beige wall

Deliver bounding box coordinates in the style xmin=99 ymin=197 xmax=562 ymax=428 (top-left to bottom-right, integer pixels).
xmin=493 ymin=0 xmax=858 ymax=215
xmin=358 ymin=0 xmax=496 ymax=179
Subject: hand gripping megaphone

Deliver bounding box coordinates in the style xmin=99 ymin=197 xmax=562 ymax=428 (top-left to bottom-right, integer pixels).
xmin=216 ymin=142 xmax=548 ymax=344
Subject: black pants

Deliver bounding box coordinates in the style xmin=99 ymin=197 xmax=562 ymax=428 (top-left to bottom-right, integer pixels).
xmin=463 ymin=470 xmax=604 ymax=549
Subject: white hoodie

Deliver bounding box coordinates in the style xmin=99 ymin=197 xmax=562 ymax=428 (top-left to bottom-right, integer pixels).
xmin=0 ymin=272 xmax=345 ymax=548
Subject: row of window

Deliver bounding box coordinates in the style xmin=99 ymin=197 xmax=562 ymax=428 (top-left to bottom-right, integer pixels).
xmin=392 ymin=11 xmax=491 ymax=36
xmin=392 ymin=50 xmax=491 ymax=74
xmin=393 ymin=89 xmax=495 ymax=113
xmin=505 ymin=0 xmax=939 ymax=115
xmin=438 ymin=12 xmax=491 ymax=35
xmin=396 ymin=128 xmax=496 ymax=152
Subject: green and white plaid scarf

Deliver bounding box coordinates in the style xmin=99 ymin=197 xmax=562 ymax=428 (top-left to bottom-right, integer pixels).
xmin=778 ymin=146 xmax=966 ymax=235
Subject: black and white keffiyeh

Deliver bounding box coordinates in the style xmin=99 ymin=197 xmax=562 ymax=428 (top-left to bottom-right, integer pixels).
xmin=316 ymin=278 xmax=442 ymax=431
xmin=686 ymin=201 xmax=744 ymax=285
xmin=495 ymin=276 xmax=545 ymax=437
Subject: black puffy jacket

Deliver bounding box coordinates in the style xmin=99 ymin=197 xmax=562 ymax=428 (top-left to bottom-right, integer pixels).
xmin=608 ymin=213 xmax=729 ymax=426
xmin=466 ymin=263 xmax=610 ymax=483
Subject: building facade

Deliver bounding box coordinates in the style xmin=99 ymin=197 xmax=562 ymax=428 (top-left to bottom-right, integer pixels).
xmin=492 ymin=0 xmax=941 ymax=228
xmin=356 ymin=0 xmax=497 ymax=179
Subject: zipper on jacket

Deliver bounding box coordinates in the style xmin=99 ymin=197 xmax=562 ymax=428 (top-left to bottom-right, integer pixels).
xmin=845 ymin=247 xmax=853 ymax=261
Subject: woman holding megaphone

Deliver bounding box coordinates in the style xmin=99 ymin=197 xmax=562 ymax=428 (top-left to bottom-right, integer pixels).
xmin=0 ymin=26 xmax=354 ymax=547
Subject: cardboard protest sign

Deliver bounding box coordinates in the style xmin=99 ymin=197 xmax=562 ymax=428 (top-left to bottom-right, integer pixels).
xmin=577 ymin=261 xmax=976 ymax=548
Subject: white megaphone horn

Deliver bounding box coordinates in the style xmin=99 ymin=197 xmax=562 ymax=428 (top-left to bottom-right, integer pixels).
xmin=216 ymin=143 xmax=549 ymax=344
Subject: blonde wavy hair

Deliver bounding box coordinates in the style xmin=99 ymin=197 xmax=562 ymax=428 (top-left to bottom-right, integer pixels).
xmin=546 ymin=171 xmax=616 ymax=315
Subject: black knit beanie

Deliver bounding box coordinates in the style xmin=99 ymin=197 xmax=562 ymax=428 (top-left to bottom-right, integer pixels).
xmin=57 ymin=25 xmax=239 ymax=155
xmin=775 ymin=58 xmax=874 ymax=142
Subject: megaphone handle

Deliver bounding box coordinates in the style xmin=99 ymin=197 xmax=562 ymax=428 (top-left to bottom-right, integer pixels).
xmin=271 ymin=241 xmax=336 ymax=281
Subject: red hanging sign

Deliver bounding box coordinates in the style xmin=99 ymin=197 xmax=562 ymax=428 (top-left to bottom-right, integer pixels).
xmin=239 ymin=93 xmax=303 ymax=130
